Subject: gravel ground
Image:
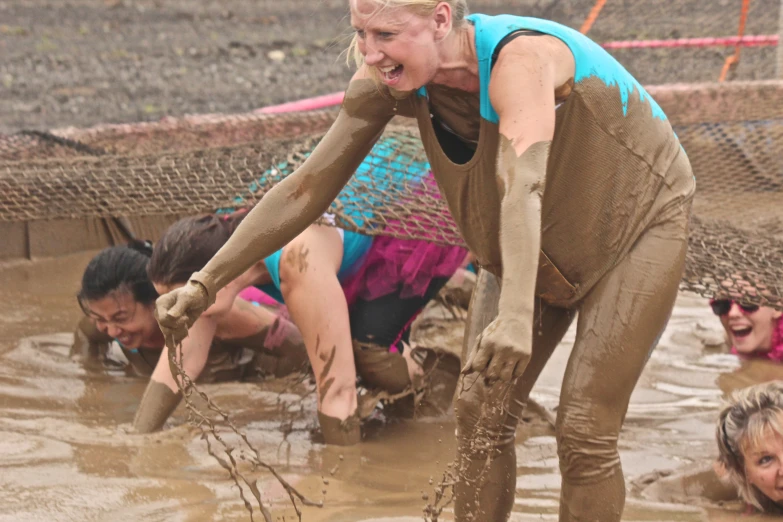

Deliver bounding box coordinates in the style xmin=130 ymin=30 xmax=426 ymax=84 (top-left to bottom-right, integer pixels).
xmin=1 ymin=0 xmax=780 ymax=133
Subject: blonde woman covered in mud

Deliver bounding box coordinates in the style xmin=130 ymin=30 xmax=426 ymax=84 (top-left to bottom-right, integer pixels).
xmin=639 ymin=380 xmax=783 ymax=515
xmin=75 ymin=240 xmax=309 ymax=433
xmin=717 ymin=380 xmax=783 ymax=514
xmin=154 ymin=0 xmax=695 ymax=520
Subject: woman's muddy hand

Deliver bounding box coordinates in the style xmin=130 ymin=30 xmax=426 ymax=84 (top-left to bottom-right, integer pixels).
xmin=154 ymin=281 xmax=210 ymax=346
xmin=462 ymin=315 xmax=532 ymax=382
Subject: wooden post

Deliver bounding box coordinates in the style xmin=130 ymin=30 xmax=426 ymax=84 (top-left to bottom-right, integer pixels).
xmin=778 ymin=0 xmax=783 ymax=78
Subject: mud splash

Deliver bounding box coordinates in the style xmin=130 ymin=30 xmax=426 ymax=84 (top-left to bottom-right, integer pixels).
xmin=0 ymin=252 xmax=777 ymax=521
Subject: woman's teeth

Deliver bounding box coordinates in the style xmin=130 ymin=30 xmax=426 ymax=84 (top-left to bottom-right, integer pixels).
xmin=379 ymin=64 xmax=403 ymax=80
xmin=731 ymin=326 xmax=752 ymax=338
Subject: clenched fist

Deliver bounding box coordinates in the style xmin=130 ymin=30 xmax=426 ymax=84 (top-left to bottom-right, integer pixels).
xmin=462 ymin=315 xmax=532 ymax=382
xmin=154 ymin=279 xmax=211 ymax=347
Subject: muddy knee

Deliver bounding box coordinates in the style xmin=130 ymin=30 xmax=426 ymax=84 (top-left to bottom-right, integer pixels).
xmin=352 ymin=340 xmax=411 ymax=394
xmin=456 ymin=375 xmax=523 ymax=451
xmin=556 ymin=408 xmax=621 ymax=483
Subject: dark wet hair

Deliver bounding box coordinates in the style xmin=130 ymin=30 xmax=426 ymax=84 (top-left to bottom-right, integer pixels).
xmin=147 ymin=212 xmax=247 ymax=286
xmin=77 ymin=240 xmax=159 ymax=311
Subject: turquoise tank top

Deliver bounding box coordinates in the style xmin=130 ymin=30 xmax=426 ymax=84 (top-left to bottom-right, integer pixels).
xmin=418 ymin=14 xmax=667 ymax=125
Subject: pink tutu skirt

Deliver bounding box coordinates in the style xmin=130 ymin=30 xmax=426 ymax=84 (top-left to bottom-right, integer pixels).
xmin=343 ymin=172 xmax=468 ymax=305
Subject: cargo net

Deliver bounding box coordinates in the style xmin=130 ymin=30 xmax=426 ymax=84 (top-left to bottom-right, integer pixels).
xmin=1 ymin=84 xmax=783 ymax=309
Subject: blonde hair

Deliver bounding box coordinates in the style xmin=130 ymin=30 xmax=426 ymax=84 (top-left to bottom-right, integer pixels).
xmin=716 ymin=381 xmax=783 ymax=513
xmin=346 ymin=0 xmax=469 ymax=70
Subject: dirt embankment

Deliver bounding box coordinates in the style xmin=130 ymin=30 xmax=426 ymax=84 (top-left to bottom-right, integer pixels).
xmin=1 ymin=0 xmax=779 ymax=134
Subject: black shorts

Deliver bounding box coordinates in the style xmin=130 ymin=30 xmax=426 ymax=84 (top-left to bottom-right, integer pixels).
xmin=349 ymin=277 xmax=450 ymax=351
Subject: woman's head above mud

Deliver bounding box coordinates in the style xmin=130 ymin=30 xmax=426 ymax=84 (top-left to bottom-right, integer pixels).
xmin=717 ymin=380 xmax=783 ymax=513
xmin=348 ymin=0 xmax=471 ymax=91
xmin=711 ymin=298 xmax=783 ymax=361
xmin=78 ymin=241 xmax=162 ymax=350
xmin=148 ymin=213 xmax=247 ymax=292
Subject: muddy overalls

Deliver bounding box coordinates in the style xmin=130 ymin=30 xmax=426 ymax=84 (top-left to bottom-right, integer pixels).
xmin=414 ymin=15 xmax=694 ymax=521
xmin=277 ymin=12 xmax=693 ymax=519
xmin=315 ymin=17 xmax=693 ymax=522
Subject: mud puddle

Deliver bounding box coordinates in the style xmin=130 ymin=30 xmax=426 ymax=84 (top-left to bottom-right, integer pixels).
xmin=0 ymin=252 xmax=777 ymax=521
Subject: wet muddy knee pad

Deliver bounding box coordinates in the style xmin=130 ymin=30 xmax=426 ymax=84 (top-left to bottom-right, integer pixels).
xmin=555 ymin=421 xmax=621 ymax=484
xmin=352 ymin=340 xmax=411 ymax=394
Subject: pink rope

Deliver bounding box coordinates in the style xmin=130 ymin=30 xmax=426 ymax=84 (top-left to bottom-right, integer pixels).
xmin=252 ymin=35 xmax=778 ymax=114
xmin=602 ymin=34 xmax=778 ymax=50
xmin=255 ymin=91 xmax=345 ymax=113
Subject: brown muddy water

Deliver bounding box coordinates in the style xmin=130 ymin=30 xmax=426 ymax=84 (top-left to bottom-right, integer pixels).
xmin=1 ymin=251 xmax=781 ymax=521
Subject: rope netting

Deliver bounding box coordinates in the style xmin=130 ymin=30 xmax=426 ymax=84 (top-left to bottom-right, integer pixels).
xmin=1 ymin=80 xmax=782 ymax=309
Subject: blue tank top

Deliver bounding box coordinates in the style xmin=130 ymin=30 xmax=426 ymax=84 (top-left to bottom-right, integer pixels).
xmin=258 ymin=229 xmax=373 ymax=303
xmin=418 ymin=14 xmax=667 ymax=125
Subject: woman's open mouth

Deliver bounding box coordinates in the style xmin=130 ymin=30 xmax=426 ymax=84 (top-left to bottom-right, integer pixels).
xmin=731 ymin=326 xmax=753 ymax=339
xmin=379 ymin=64 xmax=403 ymax=85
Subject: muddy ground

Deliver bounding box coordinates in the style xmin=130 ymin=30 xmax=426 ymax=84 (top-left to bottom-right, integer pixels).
xmin=3 ymin=251 xmax=783 ymax=521
xmin=1 ymin=0 xmax=780 ymax=134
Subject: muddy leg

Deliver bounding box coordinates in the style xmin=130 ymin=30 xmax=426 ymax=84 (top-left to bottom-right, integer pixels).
xmin=455 ymin=270 xmax=574 ymax=521
xmin=556 ymin=215 xmax=688 ymax=522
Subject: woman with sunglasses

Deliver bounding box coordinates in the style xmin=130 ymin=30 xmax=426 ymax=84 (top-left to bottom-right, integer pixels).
xmin=710 ymin=299 xmax=783 ymax=362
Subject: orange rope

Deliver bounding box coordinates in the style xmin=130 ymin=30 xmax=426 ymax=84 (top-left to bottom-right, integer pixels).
xmin=719 ymin=0 xmax=752 ymax=82
xmin=580 ymin=0 xmax=608 ymax=35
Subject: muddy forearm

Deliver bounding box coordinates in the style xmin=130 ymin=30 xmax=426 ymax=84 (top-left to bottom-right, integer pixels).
xmin=133 ymin=380 xmax=182 ymax=433
xmin=495 ymin=139 xmax=550 ymax=318
xmin=133 ymin=322 xmax=213 ymax=433
xmin=197 ymin=79 xmax=397 ymax=297
xmin=151 ymin=317 xmax=216 ymax=394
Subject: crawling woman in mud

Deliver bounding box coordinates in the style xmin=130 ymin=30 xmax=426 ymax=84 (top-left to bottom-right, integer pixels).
xmin=74 ymin=239 xmax=310 ymax=433
xmin=76 ymin=213 xmax=467 ymax=442
xmin=149 ymin=211 xmax=466 ymax=445
xmin=154 ymin=0 xmax=695 ymax=520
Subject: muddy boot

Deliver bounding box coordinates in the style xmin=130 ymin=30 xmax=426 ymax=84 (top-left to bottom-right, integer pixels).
xmin=353 ymin=340 xmax=416 ymax=419
xmin=317 ymin=412 xmax=361 ymax=446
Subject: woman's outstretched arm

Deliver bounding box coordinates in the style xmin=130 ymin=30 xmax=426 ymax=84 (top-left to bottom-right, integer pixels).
xmin=156 ymin=69 xmax=400 ymax=345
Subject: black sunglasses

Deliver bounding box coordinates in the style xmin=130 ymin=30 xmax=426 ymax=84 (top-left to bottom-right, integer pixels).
xmin=710 ymin=299 xmax=760 ymax=316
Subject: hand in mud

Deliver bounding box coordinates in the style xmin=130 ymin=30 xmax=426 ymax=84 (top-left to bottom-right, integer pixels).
xmin=462 ymin=315 xmax=532 ymax=382
xmin=154 ymin=280 xmax=210 ymax=347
